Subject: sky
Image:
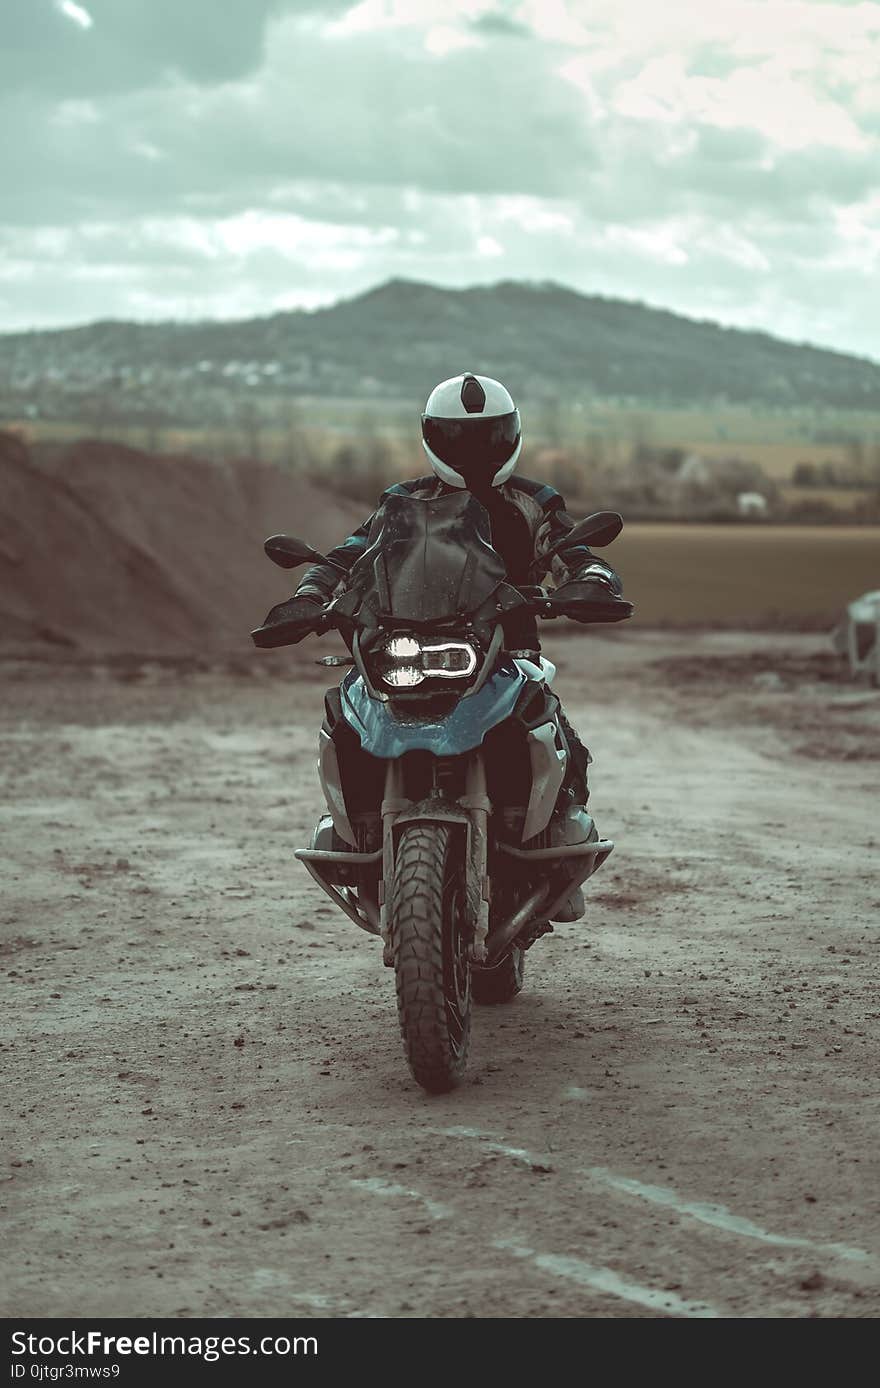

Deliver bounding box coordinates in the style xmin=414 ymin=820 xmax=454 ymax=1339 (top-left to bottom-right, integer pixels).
xmin=1 ymin=0 xmax=879 ymax=356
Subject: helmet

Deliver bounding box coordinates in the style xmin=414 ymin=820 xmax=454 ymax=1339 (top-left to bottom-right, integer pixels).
xmin=421 ymin=372 xmax=522 ymax=489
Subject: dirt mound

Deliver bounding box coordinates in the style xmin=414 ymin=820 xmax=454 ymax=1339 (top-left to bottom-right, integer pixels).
xmin=0 ymin=432 xmax=365 ymax=656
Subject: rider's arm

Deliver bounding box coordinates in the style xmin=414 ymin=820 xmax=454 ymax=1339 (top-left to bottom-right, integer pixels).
xmin=294 ymin=513 xmax=376 ymax=602
xmin=254 ymin=485 xmax=418 ymax=647
xmin=253 ymin=502 xmax=380 ymax=647
xmin=535 ymin=493 xmax=623 ymax=595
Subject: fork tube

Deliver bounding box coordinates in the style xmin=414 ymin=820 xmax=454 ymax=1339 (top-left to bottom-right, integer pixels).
xmin=379 ymin=759 xmax=407 ymax=952
xmin=463 ymin=751 xmax=492 ymax=964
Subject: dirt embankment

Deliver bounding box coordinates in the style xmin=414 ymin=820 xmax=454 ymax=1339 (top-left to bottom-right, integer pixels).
xmin=0 ymin=432 xmax=363 ymax=658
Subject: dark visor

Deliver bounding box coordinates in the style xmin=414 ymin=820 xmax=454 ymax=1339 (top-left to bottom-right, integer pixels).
xmin=422 ymin=410 xmax=521 ymax=481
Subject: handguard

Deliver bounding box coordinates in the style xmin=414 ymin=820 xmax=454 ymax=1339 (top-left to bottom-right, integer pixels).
xmin=543 ymin=580 xmax=633 ymax=624
xmin=251 ymin=596 xmax=328 ymax=648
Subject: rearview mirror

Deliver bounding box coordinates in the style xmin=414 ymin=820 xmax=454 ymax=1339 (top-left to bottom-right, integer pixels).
xmin=264 ymin=533 xmax=330 ymax=569
xmin=549 ymin=510 xmax=623 ymax=554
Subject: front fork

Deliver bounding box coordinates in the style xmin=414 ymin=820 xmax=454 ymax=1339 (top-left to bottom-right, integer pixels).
xmin=377 ymin=751 xmax=492 ymax=966
xmin=461 ymin=754 xmax=491 ymax=964
xmin=379 ymin=760 xmax=407 ymax=965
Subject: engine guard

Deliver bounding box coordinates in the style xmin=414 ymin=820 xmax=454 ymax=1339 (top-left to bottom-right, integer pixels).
xmin=490 ymin=838 xmax=614 ymax=954
xmin=294 ymin=845 xmax=382 ymax=936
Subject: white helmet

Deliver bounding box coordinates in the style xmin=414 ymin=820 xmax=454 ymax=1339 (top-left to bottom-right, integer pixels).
xmin=421 ymin=372 xmax=522 ymax=489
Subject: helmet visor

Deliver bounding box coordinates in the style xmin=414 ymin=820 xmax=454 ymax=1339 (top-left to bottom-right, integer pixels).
xmin=422 ymin=409 xmax=520 ymax=484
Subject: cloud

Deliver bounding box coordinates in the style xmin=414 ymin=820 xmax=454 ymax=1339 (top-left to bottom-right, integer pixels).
xmin=470 ymin=11 xmax=531 ymax=38
xmin=56 ymin=2 xmax=94 ymax=32
xmin=0 ymin=0 xmax=878 ymax=355
xmin=1 ymin=1 xmax=344 ymax=97
xmin=0 ymin=11 xmax=597 ymax=228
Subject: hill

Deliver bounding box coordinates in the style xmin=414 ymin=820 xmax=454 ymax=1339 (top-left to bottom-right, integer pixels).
xmin=1 ymin=278 xmax=879 ymax=429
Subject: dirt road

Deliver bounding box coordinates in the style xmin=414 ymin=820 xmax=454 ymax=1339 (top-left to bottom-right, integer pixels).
xmin=2 ymin=631 xmax=878 ymax=1318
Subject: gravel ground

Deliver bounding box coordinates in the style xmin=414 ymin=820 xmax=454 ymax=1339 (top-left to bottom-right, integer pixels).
xmin=2 ymin=628 xmax=878 ymax=1318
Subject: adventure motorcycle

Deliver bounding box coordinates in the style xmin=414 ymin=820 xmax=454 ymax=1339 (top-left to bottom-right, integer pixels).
xmin=254 ymin=492 xmax=629 ymax=1092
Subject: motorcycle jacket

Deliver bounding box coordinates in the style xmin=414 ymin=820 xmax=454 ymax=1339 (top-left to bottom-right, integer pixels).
xmin=295 ymin=475 xmax=623 ymax=614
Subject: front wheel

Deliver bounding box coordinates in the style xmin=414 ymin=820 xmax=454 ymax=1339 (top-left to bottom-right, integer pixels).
xmin=472 ymin=948 xmax=524 ymax=1004
xmin=390 ymin=822 xmax=471 ymax=1093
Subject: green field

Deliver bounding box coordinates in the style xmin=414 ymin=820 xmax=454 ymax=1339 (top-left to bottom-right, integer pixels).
xmin=614 ymin=524 xmax=880 ymax=625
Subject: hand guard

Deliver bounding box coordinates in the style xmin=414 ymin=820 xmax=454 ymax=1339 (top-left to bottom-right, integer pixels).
xmin=251 ymin=594 xmax=327 ymax=648
xmin=544 ymin=577 xmax=633 ymax=624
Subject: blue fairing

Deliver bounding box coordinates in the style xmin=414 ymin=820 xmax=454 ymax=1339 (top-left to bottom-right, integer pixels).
xmin=340 ymin=660 xmax=526 ymax=758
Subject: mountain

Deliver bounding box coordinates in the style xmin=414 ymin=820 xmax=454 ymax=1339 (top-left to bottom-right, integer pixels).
xmin=1 ymin=278 xmax=879 ymax=426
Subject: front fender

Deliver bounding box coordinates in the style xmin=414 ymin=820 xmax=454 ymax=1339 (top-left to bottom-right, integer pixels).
xmin=340 ymin=661 xmax=525 ymax=758
xmin=390 ymin=799 xmax=472 ymax=856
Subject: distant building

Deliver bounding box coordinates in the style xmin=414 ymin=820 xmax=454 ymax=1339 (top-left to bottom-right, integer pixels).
xmin=676 ymin=453 xmax=768 ymax=492
xmin=737 ymin=491 xmax=769 ymax=517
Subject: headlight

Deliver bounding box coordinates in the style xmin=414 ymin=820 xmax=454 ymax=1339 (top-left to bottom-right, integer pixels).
xmin=376 ymin=634 xmax=478 ymax=689
xmin=422 ymin=642 xmax=478 ymax=676
xmin=384 ymin=663 xmax=425 ymax=688
xmin=387 ymin=636 xmax=421 ymax=660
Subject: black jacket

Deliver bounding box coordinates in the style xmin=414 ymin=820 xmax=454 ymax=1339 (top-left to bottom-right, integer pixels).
xmin=296 ymin=474 xmax=622 ymax=604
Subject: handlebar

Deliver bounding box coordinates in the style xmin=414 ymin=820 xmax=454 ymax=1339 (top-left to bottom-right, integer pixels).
xmin=252 ymin=584 xmax=631 ymax=649
xmin=251 ymin=610 xmax=333 ymax=648
xmin=515 ymin=585 xmax=633 ymax=623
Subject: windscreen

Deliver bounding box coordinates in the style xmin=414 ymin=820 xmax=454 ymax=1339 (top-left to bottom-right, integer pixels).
xmin=345 ymin=491 xmax=506 ymax=623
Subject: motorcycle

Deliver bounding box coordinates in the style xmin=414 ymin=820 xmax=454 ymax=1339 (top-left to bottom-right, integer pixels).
xmin=254 ymin=491 xmax=629 ymax=1092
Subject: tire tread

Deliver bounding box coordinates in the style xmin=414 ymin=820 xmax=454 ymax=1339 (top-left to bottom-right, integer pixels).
xmin=390 ymin=823 xmax=470 ymax=1092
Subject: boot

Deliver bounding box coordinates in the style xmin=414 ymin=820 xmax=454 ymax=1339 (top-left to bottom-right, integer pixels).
xmin=548 ymin=794 xmax=599 ymax=923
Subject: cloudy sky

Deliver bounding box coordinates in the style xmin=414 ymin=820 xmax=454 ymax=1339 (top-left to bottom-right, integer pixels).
xmin=2 ymin=0 xmax=879 ymax=355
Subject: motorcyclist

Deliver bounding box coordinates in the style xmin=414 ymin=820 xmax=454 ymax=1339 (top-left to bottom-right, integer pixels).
xmin=253 ymin=373 xmax=631 ymax=914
